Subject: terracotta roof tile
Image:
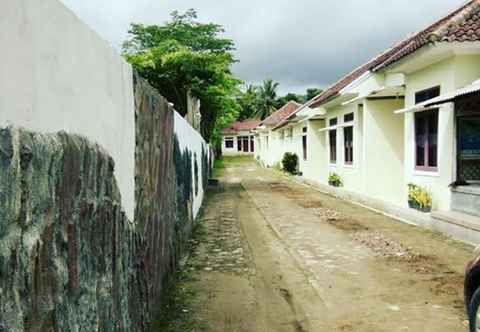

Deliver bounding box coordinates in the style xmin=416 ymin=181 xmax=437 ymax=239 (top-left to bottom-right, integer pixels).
xmin=310 ymin=0 xmax=480 ymax=108
xmin=222 ymin=119 xmax=261 ymax=135
xmin=261 ymin=101 xmax=302 ymax=127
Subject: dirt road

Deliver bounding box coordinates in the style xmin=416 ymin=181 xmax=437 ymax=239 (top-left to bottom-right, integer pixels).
xmin=160 ymin=157 xmax=473 ymax=331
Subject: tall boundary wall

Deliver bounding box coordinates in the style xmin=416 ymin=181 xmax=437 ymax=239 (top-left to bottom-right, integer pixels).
xmin=0 ymin=0 xmax=211 ymax=330
xmin=0 ymin=0 xmax=136 ymax=220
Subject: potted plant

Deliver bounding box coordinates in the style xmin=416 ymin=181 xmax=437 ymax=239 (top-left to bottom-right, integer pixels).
xmin=328 ymin=172 xmax=343 ymax=187
xmin=407 ymin=183 xmax=432 ymax=213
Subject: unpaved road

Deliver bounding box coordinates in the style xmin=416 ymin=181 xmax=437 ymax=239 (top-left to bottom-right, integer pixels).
xmin=169 ymin=157 xmax=473 ymax=331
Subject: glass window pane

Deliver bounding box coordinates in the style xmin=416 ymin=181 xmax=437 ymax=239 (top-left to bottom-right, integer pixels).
xmin=428 ymin=110 xmax=438 ymax=167
xmin=329 ymin=130 xmax=337 ymax=162
xmin=415 ymin=114 xmax=426 ymax=167
xmin=344 ymin=127 xmax=353 ymax=163
xmin=303 ymin=136 xmax=307 ymax=160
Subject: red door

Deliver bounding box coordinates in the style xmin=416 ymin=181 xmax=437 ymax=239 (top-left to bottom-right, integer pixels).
xmin=250 ymin=137 xmax=255 ymax=152
xmin=243 ymin=138 xmax=249 ymax=152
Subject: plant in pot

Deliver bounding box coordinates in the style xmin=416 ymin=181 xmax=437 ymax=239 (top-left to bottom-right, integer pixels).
xmin=282 ymin=152 xmax=298 ymax=175
xmin=328 ymin=172 xmax=343 ymax=187
xmin=407 ymin=183 xmax=432 ymax=213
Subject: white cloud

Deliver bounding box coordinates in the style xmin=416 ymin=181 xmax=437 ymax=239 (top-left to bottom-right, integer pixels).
xmin=59 ymin=0 xmax=467 ymax=95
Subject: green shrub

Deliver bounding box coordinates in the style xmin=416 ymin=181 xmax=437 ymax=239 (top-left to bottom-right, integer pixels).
xmin=282 ymin=153 xmax=298 ymax=174
xmin=328 ymin=172 xmax=343 ymax=187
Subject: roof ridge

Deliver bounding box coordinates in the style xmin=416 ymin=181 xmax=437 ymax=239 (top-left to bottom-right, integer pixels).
xmin=309 ymin=0 xmax=480 ymax=108
xmin=431 ymin=0 xmax=480 ymax=40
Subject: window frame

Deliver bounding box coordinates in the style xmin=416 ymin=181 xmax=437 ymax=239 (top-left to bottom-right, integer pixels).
xmin=329 ymin=128 xmax=337 ymax=164
xmin=302 ymin=127 xmax=308 ymax=161
xmin=414 ymin=109 xmax=439 ymax=172
xmin=225 ymin=137 xmax=234 ymax=149
xmin=327 ymin=117 xmax=338 ymax=165
xmin=413 ymin=86 xmax=440 ymax=173
xmin=343 ymin=125 xmax=354 ymax=166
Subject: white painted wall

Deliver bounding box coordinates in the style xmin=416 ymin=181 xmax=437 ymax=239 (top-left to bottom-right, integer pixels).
xmin=174 ymin=112 xmax=209 ymax=219
xmin=363 ymin=99 xmax=405 ymax=205
xmin=221 ymin=133 xmax=255 ymax=156
xmin=303 ymin=120 xmax=328 ymax=183
xmin=402 ymin=55 xmax=480 ymax=211
xmin=0 ymin=0 xmax=135 ymax=219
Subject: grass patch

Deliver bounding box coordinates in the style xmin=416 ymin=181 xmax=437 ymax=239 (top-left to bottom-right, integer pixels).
xmin=151 ymin=221 xmax=209 ymax=332
xmin=213 ymin=157 xmax=226 ymax=177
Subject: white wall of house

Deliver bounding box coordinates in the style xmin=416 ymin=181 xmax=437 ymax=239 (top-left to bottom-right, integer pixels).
xmin=0 ymin=0 xmax=135 ymax=219
xmin=303 ymin=120 xmax=328 ymax=183
xmin=324 ymin=104 xmax=365 ymax=193
xmin=363 ymin=99 xmax=405 ymax=205
xmin=402 ymin=54 xmax=480 ymax=211
xmin=221 ymin=133 xmax=255 ymax=156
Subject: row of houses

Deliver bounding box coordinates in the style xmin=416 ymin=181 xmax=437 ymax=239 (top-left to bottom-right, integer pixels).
xmin=222 ymin=0 xmax=480 ymax=244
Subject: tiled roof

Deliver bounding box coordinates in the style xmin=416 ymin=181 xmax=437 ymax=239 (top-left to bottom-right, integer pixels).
xmin=310 ymin=0 xmax=480 ymax=108
xmin=261 ymin=101 xmax=302 ymax=127
xmin=222 ymin=119 xmax=262 ymax=135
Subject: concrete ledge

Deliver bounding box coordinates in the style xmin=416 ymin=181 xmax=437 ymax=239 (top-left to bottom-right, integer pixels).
xmin=452 ymin=185 xmax=480 ymax=196
xmin=432 ymin=211 xmax=480 ymax=232
xmin=432 ymin=211 xmax=480 ymax=245
xmin=297 ymin=177 xmax=432 ymax=229
xmin=293 ymin=176 xmax=480 ymax=245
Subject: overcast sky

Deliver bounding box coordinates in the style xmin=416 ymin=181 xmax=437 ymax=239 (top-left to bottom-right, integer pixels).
xmin=60 ymin=0 xmax=467 ymax=95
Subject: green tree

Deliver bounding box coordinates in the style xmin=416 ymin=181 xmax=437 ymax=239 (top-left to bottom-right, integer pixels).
xmin=256 ymin=79 xmax=280 ymax=120
xmin=275 ymin=93 xmax=304 ymax=109
xmin=123 ymin=9 xmax=241 ymax=143
xmin=237 ymin=84 xmax=259 ymax=120
xmin=306 ymin=88 xmax=323 ymax=101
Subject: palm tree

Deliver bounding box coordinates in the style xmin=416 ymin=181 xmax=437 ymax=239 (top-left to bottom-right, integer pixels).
xmin=256 ymin=79 xmax=279 ymax=120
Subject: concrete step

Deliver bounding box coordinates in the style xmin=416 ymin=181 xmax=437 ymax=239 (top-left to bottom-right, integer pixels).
xmin=431 ymin=210 xmax=480 ymax=244
xmin=432 ymin=210 xmax=480 ymax=231
xmin=452 ymin=186 xmax=480 ymax=217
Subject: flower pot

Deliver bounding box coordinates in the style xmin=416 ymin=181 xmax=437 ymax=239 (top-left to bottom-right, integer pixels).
xmin=408 ymin=200 xmax=431 ymax=213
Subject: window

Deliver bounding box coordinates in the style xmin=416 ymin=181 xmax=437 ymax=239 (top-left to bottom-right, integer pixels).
xmin=250 ymin=136 xmax=255 ymax=152
xmin=344 ymin=126 xmax=353 ymax=165
xmin=415 ymin=110 xmax=438 ymax=171
xmin=344 ymin=113 xmax=354 ymax=123
xmin=329 ymin=129 xmax=337 ymax=163
xmin=415 ymin=86 xmax=440 ymax=104
xmin=225 ymin=138 xmax=234 ymax=149
xmin=329 ymin=118 xmax=338 ymax=127
xmin=237 ymin=137 xmax=242 ymax=151
xmin=302 ymin=129 xmax=308 ymax=161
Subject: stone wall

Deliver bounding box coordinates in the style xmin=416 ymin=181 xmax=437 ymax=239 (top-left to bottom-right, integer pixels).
xmin=0 ymin=83 xmax=211 ymax=328
xmin=0 ymin=128 xmax=148 ymax=331
xmin=134 ymin=72 xmax=210 ymax=318
xmin=0 ymin=0 xmax=211 ymax=326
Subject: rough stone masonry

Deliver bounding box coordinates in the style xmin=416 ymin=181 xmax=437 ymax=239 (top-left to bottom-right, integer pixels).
xmin=0 ymin=76 xmax=211 ymax=331
xmin=0 ymin=128 xmax=148 ymax=331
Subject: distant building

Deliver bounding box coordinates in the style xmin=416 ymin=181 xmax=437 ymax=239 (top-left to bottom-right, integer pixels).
xmin=221 ymin=119 xmax=262 ymax=155
xmin=254 ymin=101 xmax=302 ymax=166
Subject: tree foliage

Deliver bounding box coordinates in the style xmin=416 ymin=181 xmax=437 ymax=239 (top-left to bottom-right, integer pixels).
xmin=255 ymin=79 xmax=279 ymax=120
xmin=123 ymin=9 xmax=241 ymax=143
xmin=235 ymin=81 xmax=323 ymax=120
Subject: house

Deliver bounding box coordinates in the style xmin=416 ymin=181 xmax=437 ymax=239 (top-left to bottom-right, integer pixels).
xmin=265 ymin=0 xmax=480 ymax=243
xmin=255 ymin=101 xmax=301 ymax=167
xmin=221 ymin=119 xmax=262 ymax=155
